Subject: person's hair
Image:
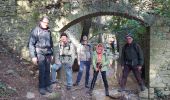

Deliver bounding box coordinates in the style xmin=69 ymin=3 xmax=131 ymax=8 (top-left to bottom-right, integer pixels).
xmin=96 ymin=43 xmax=104 ymax=49
xmin=60 ymin=32 xmax=68 ymax=38
xmin=40 ymin=16 xmax=49 ymax=22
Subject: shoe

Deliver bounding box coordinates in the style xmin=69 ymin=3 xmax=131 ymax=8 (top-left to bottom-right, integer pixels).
xmin=66 ymin=86 xmax=71 ymax=90
xmin=85 ymin=85 xmax=90 ymax=88
xmin=51 ymin=80 xmax=58 ymax=85
xmin=39 ymin=88 xmax=46 ymax=95
xmin=105 ymin=89 xmax=109 ymax=96
xmin=88 ymin=89 xmax=93 ymax=96
xmin=46 ymin=86 xmax=53 ymax=93
xmin=140 ymin=85 xmax=145 ymax=91
xmin=73 ymin=82 xmax=79 ymax=86
xmin=118 ymin=88 xmax=125 ymax=92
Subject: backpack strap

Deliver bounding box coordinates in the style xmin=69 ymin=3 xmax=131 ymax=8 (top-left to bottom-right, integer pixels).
xmin=132 ymin=43 xmax=139 ymax=56
xmin=124 ymin=43 xmax=139 ymax=55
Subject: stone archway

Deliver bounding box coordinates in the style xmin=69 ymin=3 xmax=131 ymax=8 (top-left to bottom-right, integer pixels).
xmin=55 ymin=1 xmax=159 ymax=99
xmin=58 ymin=3 xmax=152 ymax=87
xmin=59 ymin=12 xmax=149 ymax=32
xmin=57 ymin=0 xmax=156 ymax=32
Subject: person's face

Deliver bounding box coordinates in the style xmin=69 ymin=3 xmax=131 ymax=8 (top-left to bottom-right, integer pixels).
xmin=126 ymin=36 xmax=133 ymax=44
xmin=83 ymin=40 xmax=87 ymax=45
xmin=96 ymin=46 xmax=104 ymax=54
xmin=40 ymin=18 xmax=49 ymax=29
xmin=109 ymin=37 xmax=114 ymax=44
xmin=61 ymin=36 xmax=68 ymax=43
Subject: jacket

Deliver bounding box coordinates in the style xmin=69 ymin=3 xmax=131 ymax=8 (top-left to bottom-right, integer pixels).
xmin=92 ymin=52 xmax=109 ymax=71
xmin=28 ymin=26 xmax=53 ymax=58
xmin=78 ymin=44 xmax=92 ymax=61
xmin=121 ymin=42 xmax=144 ymax=66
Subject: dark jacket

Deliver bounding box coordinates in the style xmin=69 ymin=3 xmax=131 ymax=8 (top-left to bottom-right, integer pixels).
xmin=28 ymin=26 xmax=53 ymax=58
xmin=121 ymin=42 xmax=144 ymax=67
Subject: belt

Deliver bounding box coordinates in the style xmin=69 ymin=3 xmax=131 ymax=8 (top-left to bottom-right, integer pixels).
xmin=36 ymin=46 xmax=51 ymax=49
xmin=61 ymin=55 xmax=71 ymax=57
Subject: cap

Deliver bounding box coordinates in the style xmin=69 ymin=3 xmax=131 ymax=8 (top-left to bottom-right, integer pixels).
xmin=125 ymin=33 xmax=133 ymax=39
xmin=83 ymin=36 xmax=87 ymax=41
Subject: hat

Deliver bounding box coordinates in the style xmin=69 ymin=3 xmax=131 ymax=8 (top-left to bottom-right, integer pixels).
xmin=125 ymin=33 xmax=133 ymax=39
xmin=83 ymin=36 xmax=87 ymax=41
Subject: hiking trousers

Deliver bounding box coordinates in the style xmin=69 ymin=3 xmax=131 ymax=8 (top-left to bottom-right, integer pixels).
xmin=90 ymin=71 xmax=109 ymax=90
xmin=120 ymin=65 xmax=144 ymax=89
xmin=37 ymin=54 xmax=51 ymax=89
xmin=76 ymin=61 xmax=91 ymax=86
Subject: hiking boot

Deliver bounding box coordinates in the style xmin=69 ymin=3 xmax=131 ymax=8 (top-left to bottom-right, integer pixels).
xmin=140 ymin=85 xmax=145 ymax=91
xmin=66 ymin=86 xmax=71 ymax=90
xmin=39 ymin=88 xmax=46 ymax=95
xmin=46 ymin=86 xmax=53 ymax=93
xmin=88 ymin=89 xmax=93 ymax=96
xmin=105 ymin=89 xmax=109 ymax=96
xmin=118 ymin=87 xmax=125 ymax=92
xmin=85 ymin=85 xmax=90 ymax=88
xmin=73 ymin=82 xmax=79 ymax=86
xmin=51 ymin=80 xmax=57 ymax=85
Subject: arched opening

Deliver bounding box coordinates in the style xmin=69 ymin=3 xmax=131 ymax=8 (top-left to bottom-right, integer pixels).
xmin=59 ymin=12 xmax=148 ymax=32
xmin=59 ymin=12 xmax=150 ymax=89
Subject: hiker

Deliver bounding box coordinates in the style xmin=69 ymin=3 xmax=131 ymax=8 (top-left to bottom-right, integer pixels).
xmin=51 ymin=33 xmax=75 ymax=90
xmin=119 ymin=34 xmax=145 ymax=92
xmin=89 ymin=43 xmax=110 ymax=96
xmin=28 ymin=16 xmax=53 ymax=95
xmin=73 ymin=35 xmax=92 ymax=88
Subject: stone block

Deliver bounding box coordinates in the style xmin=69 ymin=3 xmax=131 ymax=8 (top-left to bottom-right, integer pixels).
xmin=8 ymin=0 xmax=15 ymax=5
xmin=139 ymin=90 xmax=149 ymax=99
xmin=159 ymin=71 xmax=170 ymax=76
xmin=168 ymin=67 xmax=170 ymax=70
xmin=150 ymin=81 xmax=166 ymax=87
xmin=0 ymin=12 xmax=5 ymax=16
xmin=149 ymin=88 xmax=155 ymax=94
xmin=149 ymin=93 xmax=155 ymax=99
xmin=167 ymin=82 xmax=170 ymax=86
xmin=162 ymin=77 xmax=170 ymax=84
xmin=162 ymin=91 xmax=170 ymax=95
xmin=155 ymin=87 xmax=164 ymax=91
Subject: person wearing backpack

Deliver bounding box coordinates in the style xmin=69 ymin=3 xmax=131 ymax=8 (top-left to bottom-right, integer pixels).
xmin=28 ymin=16 xmax=53 ymax=95
xmin=73 ymin=35 xmax=92 ymax=88
xmin=119 ymin=34 xmax=145 ymax=92
xmin=51 ymin=33 xmax=75 ymax=90
xmin=88 ymin=43 xmax=110 ymax=96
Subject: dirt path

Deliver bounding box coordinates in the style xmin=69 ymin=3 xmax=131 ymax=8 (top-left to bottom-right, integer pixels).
xmin=0 ymin=42 xmax=141 ymax=100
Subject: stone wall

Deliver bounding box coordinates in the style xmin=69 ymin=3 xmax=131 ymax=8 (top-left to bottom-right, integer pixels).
xmin=149 ymin=17 xmax=170 ymax=99
xmin=0 ymin=0 xmax=35 ymax=60
xmin=0 ymin=0 xmax=19 ymax=52
xmin=0 ymin=0 xmax=82 ymax=60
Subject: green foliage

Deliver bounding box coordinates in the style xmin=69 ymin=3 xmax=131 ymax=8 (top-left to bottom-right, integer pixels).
xmin=0 ymin=82 xmax=16 ymax=97
xmin=63 ymin=2 xmax=71 ymax=10
xmin=107 ymin=16 xmax=146 ymax=41
xmin=152 ymin=0 xmax=170 ymax=17
xmin=32 ymin=10 xmax=40 ymax=22
xmin=154 ymin=88 xmax=167 ymax=99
